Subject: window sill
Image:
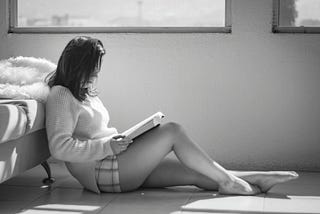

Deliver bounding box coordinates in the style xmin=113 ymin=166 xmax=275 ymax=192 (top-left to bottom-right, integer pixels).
xmin=8 ymin=26 xmax=232 ymax=34
xmin=272 ymin=26 xmax=320 ymax=34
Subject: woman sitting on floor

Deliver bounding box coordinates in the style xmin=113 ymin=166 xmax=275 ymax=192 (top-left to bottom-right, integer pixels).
xmin=45 ymin=36 xmax=298 ymax=194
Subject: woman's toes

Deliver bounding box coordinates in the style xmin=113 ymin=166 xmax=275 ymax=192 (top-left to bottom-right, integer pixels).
xmin=257 ymin=171 xmax=300 ymax=193
xmin=290 ymin=171 xmax=299 ymax=178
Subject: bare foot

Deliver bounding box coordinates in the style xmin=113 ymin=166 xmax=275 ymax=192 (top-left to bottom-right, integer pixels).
xmin=254 ymin=171 xmax=299 ymax=192
xmin=219 ymin=176 xmax=261 ymax=195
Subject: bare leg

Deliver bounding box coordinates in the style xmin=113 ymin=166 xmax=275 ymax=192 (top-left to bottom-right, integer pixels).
xmin=141 ymin=156 xmax=298 ymax=192
xmin=141 ymin=155 xmax=219 ymax=190
xmin=117 ymin=122 xmax=260 ymax=195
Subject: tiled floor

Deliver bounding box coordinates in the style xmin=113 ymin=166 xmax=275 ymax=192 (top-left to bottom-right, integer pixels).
xmin=1 ymin=163 xmax=320 ymax=214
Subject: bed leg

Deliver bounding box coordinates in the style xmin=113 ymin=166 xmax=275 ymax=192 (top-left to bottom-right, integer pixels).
xmin=41 ymin=161 xmax=55 ymax=185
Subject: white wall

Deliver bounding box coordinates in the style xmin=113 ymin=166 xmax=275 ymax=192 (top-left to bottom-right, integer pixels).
xmin=1 ymin=0 xmax=320 ymax=171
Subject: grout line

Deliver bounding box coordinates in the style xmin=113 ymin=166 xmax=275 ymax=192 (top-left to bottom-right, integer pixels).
xmin=0 ymin=183 xmax=45 ymax=187
xmin=179 ymin=191 xmax=196 ymax=213
xmin=179 ymin=192 xmax=195 ymax=214
xmin=262 ymin=193 xmax=266 ymax=213
xmin=15 ymin=186 xmax=59 ymax=213
xmin=0 ymin=200 xmax=33 ymax=213
xmin=0 ymin=183 xmax=57 ymax=191
xmin=1 ymin=179 xmax=82 ymax=189
xmin=95 ymin=194 xmax=122 ymax=214
xmin=53 ymin=186 xmax=83 ymax=190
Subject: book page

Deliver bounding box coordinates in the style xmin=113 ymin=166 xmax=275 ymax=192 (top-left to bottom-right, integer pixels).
xmin=121 ymin=112 xmax=165 ymax=140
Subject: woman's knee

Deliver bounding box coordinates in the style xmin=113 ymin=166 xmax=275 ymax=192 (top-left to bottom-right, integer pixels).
xmin=155 ymin=122 xmax=185 ymax=144
xmin=161 ymin=122 xmax=184 ymax=134
xmin=141 ymin=122 xmax=184 ymax=144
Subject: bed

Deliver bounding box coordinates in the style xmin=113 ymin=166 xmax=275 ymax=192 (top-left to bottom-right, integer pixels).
xmin=0 ymin=99 xmax=54 ymax=184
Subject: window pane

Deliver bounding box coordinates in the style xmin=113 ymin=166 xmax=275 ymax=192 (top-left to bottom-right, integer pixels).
xmin=279 ymin=0 xmax=320 ymax=27
xmin=17 ymin=0 xmax=225 ymax=27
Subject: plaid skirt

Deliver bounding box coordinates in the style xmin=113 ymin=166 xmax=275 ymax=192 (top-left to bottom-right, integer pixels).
xmin=95 ymin=155 xmax=122 ymax=193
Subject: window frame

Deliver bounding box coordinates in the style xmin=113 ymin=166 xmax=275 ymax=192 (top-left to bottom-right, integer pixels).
xmin=272 ymin=0 xmax=320 ymax=34
xmin=9 ymin=0 xmax=232 ymax=34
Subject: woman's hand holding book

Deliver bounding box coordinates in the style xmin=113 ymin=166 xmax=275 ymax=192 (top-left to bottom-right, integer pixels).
xmin=110 ymin=135 xmax=133 ymax=155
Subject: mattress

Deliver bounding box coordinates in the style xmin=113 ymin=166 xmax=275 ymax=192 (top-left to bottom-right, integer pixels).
xmin=0 ymin=99 xmax=45 ymax=144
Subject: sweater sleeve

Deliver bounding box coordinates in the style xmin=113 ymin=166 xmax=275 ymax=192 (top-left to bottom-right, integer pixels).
xmin=45 ymin=86 xmax=115 ymax=162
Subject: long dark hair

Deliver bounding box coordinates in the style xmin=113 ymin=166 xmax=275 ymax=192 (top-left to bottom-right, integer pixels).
xmin=46 ymin=36 xmax=106 ymax=102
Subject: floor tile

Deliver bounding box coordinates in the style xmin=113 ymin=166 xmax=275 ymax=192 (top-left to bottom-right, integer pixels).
xmin=264 ymin=179 xmax=320 ymax=214
xmin=286 ymin=172 xmax=320 ymax=186
xmin=181 ymin=212 xmax=218 ymax=214
xmin=181 ymin=211 xmax=231 ymax=214
xmin=264 ymin=195 xmax=320 ymax=214
xmin=181 ymin=212 xmax=246 ymax=214
xmin=0 ymin=201 xmax=31 ymax=214
xmin=0 ymin=185 xmax=51 ymax=202
xmin=2 ymin=162 xmax=83 ymax=190
xmin=2 ymin=165 xmax=320 ymax=214
xmin=99 ymin=188 xmax=192 ymax=214
xmin=1 ymin=164 xmax=52 ymax=187
xmin=52 ymin=176 xmax=83 ymax=189
xmin=182 ymin=191 xmax=265 ymax=214
xmin=18 ymin=188 xmax=118 ymax=214
xmin=267 ymin=183 xmax=320 ymax=196
xmin=2 ymin=162 xmax=67 ymax=185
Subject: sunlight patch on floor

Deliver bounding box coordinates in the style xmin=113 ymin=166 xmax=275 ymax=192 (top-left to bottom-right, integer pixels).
xmin=19 ymin=203 xmax=101 ymax=214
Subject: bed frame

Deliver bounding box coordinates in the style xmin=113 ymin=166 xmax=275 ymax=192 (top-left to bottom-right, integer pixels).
xmin=0 ymin=128 xmax=55 ymax=185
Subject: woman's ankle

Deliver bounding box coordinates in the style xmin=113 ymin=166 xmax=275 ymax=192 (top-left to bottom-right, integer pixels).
xmin=216 ymin=173 xmax=236 ymax=186
xmin=211 ymin=161 xmax=235 ymax=185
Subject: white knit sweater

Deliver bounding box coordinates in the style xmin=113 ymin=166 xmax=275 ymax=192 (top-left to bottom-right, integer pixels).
xmin=46 ymin=85 xmax=119 ymax=193
xmin=46 ymin=85 xmax=118 ymax=162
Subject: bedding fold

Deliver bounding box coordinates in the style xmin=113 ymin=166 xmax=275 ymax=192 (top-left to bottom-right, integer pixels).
xmin=0 ymin=99 xmax=45 ymax=143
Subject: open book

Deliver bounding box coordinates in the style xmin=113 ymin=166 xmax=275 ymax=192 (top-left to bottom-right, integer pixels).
xmin=121 ymin=112 xmax=165 ymax=140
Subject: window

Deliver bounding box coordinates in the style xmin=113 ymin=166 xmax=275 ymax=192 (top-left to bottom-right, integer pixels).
xmin=273 ymin=0 xmax=320 ymax=33
xmin=9 ymin=0 xmax=231 ymax=33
